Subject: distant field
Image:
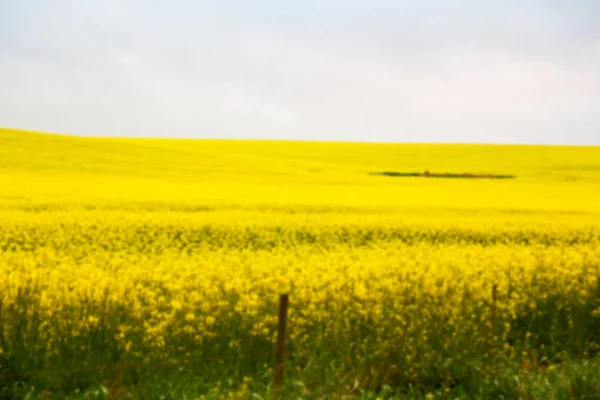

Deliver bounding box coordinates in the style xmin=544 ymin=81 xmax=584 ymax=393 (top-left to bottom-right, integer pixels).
xmin=1 ymin=127 xmax=600 ymax=399
xmin=2 ymin=127 xmax=600 ymax=211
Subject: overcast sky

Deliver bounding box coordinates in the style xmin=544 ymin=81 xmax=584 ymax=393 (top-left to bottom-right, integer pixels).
xmin=1 ymin=1 xmax=599 ymax=144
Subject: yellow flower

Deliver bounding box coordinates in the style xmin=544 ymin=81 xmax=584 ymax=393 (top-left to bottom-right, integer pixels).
xmin=185 ymin=312 xmax=195 ymax=322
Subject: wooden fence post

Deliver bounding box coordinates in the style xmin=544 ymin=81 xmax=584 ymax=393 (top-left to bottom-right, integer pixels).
xmin=109 ymin=364 xmax=125 ymax=400
xmin=0 ymin=299 xmax=3 ymax=344
xmin=490 ymin=284 xmax=498 ymax=360
xmin=273 ymin=294 xmax=289 ymax=398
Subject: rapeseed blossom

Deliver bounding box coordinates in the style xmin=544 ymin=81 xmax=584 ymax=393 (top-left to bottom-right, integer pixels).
xmin=1 ymin=128 xmax=600 ymax=394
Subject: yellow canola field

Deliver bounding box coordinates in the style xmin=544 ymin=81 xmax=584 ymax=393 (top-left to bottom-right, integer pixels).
xmin=1 ymin=127 xmax=600 ymax=388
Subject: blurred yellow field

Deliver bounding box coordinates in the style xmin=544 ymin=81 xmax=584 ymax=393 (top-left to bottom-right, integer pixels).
xmin=2 ymin=127 xmax=600 ymax=211
xmin=1 ymin=127 xmax=600 ymax=398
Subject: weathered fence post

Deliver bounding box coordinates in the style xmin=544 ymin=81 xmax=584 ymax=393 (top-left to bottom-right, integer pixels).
xmin=0 ymin=299 xmax=3 ymax=343
xmin=273 ymin=294 xmax=289 ymax=398
xmin=109 ymin=363 xmax=125 ymax=400
xmin=490 ymin=284 xmax=498 ymax=360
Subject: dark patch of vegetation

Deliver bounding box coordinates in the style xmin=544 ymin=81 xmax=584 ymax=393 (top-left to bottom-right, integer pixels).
xmin=371 ymin=171 xmax=516 ymax=179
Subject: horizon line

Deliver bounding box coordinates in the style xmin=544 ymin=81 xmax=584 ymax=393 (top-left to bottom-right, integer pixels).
xmin=2 ymin=126 xmax=598 ymax=148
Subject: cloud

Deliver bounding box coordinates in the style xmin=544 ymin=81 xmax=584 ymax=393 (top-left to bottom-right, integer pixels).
xmin=0 ymin=0 xmax=599 ymax=144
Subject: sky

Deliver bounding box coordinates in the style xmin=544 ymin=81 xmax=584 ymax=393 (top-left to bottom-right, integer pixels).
xmin=1 ymin=1 xmax=599 ymax=144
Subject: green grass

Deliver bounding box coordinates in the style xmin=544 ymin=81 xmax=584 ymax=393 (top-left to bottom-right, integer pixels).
xmin=6 ymin=356 xmax=600 ymax=399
